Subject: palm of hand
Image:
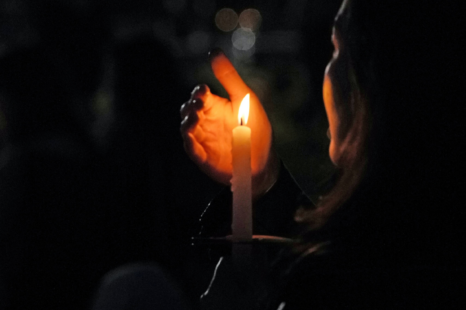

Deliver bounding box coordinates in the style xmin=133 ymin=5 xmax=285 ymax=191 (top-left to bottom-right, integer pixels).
xmin=194 ymin=95 xmax=237 ymax=184
xmin=181 ymin=50 xmax=275 ymax=190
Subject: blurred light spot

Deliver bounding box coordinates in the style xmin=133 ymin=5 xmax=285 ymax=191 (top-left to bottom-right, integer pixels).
xmin=187 ymin=31 xmax=211 ymax=54
xmin=238 ymin=9 xmax=262 ymax=31
xmin=193 ymin=0 xmax=216 ymax=18
xmin=232 ymin=28 xmax=255 ymax=51
xmin=163 ymin=0 xmax=187 ymax=14
xmin=215 ymin=8 xmax=238 ymax=32
xmin=92 ymin=90 xmax=112 ymax=116
xmin=232 ymin=45 xmax=255 ymax=60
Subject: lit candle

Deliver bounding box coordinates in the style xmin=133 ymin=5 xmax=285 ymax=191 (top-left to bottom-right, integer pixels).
xmin=231 ymin=94 xmax=252 ymax=241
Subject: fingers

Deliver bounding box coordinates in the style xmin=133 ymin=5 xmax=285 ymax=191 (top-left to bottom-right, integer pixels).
xmin=191 ymin=84 xmax=208 ymax=99
xmin=181 ymin=86 xmax=209 ymax=165
xmin=209 ymin=48 xmax=249 ymax=105
xmin=180 ymin=103 xmax=207 ymax=165
xmin=180 ymin=98 xmax=203 ymax=120
xmin=192 ymin=84 xmax=216 ymax=111
xmin=180 ymin=84 xmax=213 ymax=119
xmin=180 ymin=104 xmax=199 ymax=133
xmin=180 ymin=85 xmax=211 ymax=158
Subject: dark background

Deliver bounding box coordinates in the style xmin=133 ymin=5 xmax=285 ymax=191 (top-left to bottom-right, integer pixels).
xmin=110 ymin=0 xmax=341 ymax=198
xmin=106 ymin=0 xmax=341 ymax=199
xmin=1 ymin=0 xmax=341 ymax=200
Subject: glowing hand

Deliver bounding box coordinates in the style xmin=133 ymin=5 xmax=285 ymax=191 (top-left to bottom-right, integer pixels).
xmin=180 ymin=49 xmax=278 ymax=199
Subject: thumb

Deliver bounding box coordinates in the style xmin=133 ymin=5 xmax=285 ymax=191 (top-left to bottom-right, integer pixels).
xmin=209 ymin=48 xmax=250 ymax=108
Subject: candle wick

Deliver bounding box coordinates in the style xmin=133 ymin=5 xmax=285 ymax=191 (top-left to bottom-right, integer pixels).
xmin=240 ymin=118 xmax=243 ymax=126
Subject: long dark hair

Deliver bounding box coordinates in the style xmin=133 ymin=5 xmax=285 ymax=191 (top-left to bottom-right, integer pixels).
xmin=299 ymin=0 xmax=465 ymax=265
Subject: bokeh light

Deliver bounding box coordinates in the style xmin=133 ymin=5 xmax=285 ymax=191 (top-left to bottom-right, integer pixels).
xmin=232 ymin=44 xmax=255 ymax=60
xmin=232 ymin=28 xmax=255 ymax=51
xmin=238 ymin=9 xmax=262 ymax=31
xmin=215 ymin=8 xmax=238 ymax=32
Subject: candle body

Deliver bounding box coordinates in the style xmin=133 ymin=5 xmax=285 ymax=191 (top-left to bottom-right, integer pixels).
xmin=231 ymin=125 xmax=252 ymax=240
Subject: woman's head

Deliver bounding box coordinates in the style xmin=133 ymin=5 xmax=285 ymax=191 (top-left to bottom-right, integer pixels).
xmin=304 ymin=0 xmax=466 ymax=241
xmin=324 ymin=0 xmax=464 ymax=170
xmin=323 ymin=0 xmax=369 ymax=169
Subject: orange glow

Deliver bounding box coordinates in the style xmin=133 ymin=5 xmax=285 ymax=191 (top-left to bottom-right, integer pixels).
xmin=183 ymin=50 xmax=273 ymax=188
xmin=210 ymin=53 xmax=249 ymax=97
xmin=238 ymin=94 xmax=250 ymax=125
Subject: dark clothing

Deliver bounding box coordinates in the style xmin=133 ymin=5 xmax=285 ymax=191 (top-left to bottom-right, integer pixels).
xmin=196 ymin=163 xmax=466 ymax=309
xmin=193 ymin=162 xmax=313 ymax=310
xmin=268 ymin=177 xmax=466 ymax=309
xmin=272 ymin=259 xmax=465 ymax=309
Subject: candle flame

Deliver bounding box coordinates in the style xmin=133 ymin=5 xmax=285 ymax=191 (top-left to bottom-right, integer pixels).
xmin=238 ymin=94 xmax=250 ymax=125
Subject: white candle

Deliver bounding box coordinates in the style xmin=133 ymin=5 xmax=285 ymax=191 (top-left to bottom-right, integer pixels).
xmin=231 ymin=94 xmax=252 ymax=241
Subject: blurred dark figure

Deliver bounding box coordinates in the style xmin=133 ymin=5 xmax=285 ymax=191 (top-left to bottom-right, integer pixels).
xmin=110 ymin=33 xmax=193 ymax=248
xmin=107 ymin=32 xmax=220 ymax=306
xmin=1 ymin=0 xmax=219 ymax=309
xmin=0 ymin=0 xmax=217 ymax=309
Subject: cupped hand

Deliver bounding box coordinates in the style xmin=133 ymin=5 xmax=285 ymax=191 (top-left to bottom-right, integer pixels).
xmin=180 ymin=49 xmax=279 ymax=199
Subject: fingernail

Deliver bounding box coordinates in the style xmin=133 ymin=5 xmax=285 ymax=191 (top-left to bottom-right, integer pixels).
xmin=208 ymin=47 xmax=223 ymax=61
xmin=197 ymin=84 xmax=207 ymax=95
xmin=191 ymin=85 xmax=200 ymax=96
xmin=192 ymin=84 xmax=207 ymax=98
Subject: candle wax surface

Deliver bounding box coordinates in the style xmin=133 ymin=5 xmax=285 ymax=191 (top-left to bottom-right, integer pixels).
xmin=231 ymin=125 xmax=252 ymax=240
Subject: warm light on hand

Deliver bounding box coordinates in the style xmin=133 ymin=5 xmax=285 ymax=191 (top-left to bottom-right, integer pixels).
xmin=180 ymin=49 xmax=279 ymax=200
